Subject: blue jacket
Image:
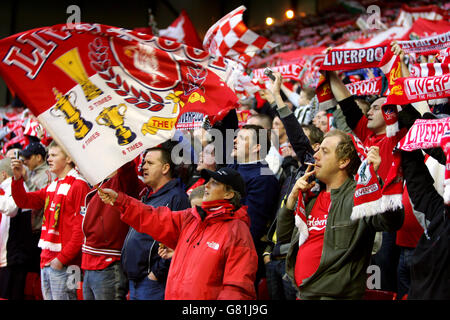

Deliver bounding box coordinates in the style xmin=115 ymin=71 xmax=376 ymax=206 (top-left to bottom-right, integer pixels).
xmin=229 ymin=161 xmax=279 ymax=246
xmin=121 ymin=178 xmax=190 ymax=281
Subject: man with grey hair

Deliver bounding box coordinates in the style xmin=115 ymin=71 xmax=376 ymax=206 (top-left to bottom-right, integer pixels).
xmin=0 ymin=157 xmax=32 ymax=299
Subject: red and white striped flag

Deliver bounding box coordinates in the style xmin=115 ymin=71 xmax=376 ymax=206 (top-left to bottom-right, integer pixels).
xmin=0 ymin=23 xmax=239 ymax=185
xmin=409 ymin=63 xmax=450 ymax=77
xmin=203 ymin=6 xmax=278 ymax=66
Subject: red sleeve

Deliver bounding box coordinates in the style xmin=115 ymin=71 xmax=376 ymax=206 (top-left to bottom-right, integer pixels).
xmin=115 ymin=191 xmax=188 ymax=249
xmin=57 ymin=180 xmax=91 ymax=265
xmin=11 ymin=177 xmax=47 ymax=210
xmin=217 ymin=223 xmax=258 ymax=300
xmin=116 ymin=160 xmax=146 ymax=198
xmin=353 ymin=116 xmax=374 ymax=143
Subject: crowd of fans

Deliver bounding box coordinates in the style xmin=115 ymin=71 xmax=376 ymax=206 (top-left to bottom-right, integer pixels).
xmin=0 ymin=0 xmax=449 ymax=301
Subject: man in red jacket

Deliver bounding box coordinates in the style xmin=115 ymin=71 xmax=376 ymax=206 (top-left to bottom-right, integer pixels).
xmin=98 ymin=167 xmax=258 ymax=300
xmin=11 ymin=141 xmax=90 ymax=300
xmin=81 ymin=161 xmax=143 ymax=300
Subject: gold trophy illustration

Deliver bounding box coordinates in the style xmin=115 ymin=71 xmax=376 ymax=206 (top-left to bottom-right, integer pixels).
xmin=51 ymin=88 xmax=93 ymax=141
xmin=96 ymin=104 xmax=137 ymax=146
xmin=53 ymin=48 xmax=103 ymax=102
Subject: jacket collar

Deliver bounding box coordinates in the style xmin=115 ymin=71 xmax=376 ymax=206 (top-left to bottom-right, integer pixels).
xmin=192 ymin=204 xmax=250 ymax=226
xmin=330 ymin=177 xmax=355 ymax=198
xmin=145 ymin=178 xmax=181 ymax=200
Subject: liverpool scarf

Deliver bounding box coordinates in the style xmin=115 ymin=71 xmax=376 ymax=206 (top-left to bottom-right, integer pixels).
xmin=396 ymin=31 xmax=450 ymax=54
xmin=346 ymin=76 xmax=388 ymax=97
xmin=386 ymin=73 xmax=450 ymax=106
xmin=317 ymin=45 xmax=402 ymax=136
xmin=39 ymin=169 xmax=84 ymax=252
xmin=440 ymin=130 xmax=450 ymax=204
xmin=349 ymin=134 xmax=384 ymax=220
xmin=398 ymin=117 xmax=450 ymax=204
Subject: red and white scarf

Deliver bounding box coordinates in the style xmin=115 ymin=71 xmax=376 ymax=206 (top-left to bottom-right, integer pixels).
xmin=346 ymin=76 xmax=387 ymax=97
xmin=39 ymin=169 xmax=86 ymax=252
xmin=398 ymin=117 xmax=450 ymax=204
xmin=349 ymin=134 xmax=384 ymax=220
xmin=396 ymin=31 xmax=450 ymax=54
xmin=409 ymin=63 xmax=450 ymax=78
xmin=440 ymin=130 xmax=450 ymax=204
xmin=316 ymin=46 xmax=402 ymax=137
xmin=385 ymin=73 xmax=450 ymax=106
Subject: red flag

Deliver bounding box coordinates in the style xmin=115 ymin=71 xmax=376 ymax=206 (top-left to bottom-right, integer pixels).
xmin=159 ymin=10 xmax=203 ymax=50
xmin=0 ymin=23 xmax=238 ymax=185
xmin=402 ymin=18 xmax=450 ymax=40
xmin=396 ymin=4 xmax=448 ymax=28
xmin=203 ymin=6 xmax=278 ymax=66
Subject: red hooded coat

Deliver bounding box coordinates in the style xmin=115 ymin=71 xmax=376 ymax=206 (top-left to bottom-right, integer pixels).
xmin=114 ymin=192 xmax=258 ymax=300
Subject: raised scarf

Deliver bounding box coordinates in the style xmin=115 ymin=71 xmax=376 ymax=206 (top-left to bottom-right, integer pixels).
xmin=398 ymin=117 xmax=450 ymax=204
xmin=396 ymin=31 xmax=450 ymax=54
xmin=317 ymin=46 xmax=402 ymax=137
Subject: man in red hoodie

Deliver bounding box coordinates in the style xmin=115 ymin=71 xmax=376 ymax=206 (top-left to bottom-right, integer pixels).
xmin=98 ymin=167 xmax=258 ymax=300
xmin=81 ymin=161 xmax=143 ymax=300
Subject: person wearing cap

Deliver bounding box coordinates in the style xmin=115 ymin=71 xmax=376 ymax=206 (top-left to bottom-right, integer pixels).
xmin=15 ymin=142 xmax=55 ymax=274
xmin=119 ymin=146 xmax=189 ymax=300
xmin=97 ymin=166 xmax=258 ymax=300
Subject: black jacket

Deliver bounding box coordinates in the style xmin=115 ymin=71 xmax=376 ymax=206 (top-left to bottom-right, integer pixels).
xmin=265 ymin=105 xmax=316 ymax=257
xmin=121 ymin=178 xmax=190 ymax=281
xmin=401 ymin=148 xmax=450 ymax=300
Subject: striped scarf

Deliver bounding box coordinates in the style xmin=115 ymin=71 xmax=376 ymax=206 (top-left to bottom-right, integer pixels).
xmin=39 ymin=169 xmax=85 ymax=252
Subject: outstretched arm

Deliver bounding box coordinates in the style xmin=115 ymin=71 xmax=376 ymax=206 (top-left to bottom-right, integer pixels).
xmin=98 ymin=188 xmax=186 ymax=250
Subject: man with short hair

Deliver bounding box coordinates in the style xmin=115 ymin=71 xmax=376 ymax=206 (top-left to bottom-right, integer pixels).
xmin=97 ymin=166 xmax=257 ymax=300
xmin=327 ymin=62 xmax=410 ymax=293
xmin=10 ymin=141 xmax=90 ymax=300
xmin=19 ymin=142 xmax=55 ymax=273
xmin=229 ymin=124 xmax=280 ymax=288
xmin=120 ymin=146 xmax=189 ymax=300
xmin=81 ymin=160 xmax=143 ymax=300
xmin=246 ymin=114 xmax=283 ymax=176
xmin=280 ymin=129 xmax=404 ymax=300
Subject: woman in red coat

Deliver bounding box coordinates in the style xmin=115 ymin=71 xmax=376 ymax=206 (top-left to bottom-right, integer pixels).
xmin=98 ymin=167 xmax=258 ymax=300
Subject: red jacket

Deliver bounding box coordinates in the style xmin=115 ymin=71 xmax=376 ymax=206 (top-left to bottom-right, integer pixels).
xmin=81 ymin=161 xmax=144 ymax=270
xmin=114 ymin=192 xmax=258 ymax=300
xmin=11 ymin=169 xmax=90 ymax=268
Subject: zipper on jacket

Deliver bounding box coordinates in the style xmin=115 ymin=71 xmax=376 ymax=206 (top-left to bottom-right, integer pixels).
xmin=193 ymin=223 xmax=208 ymax=248
xmin=81 ymin=181 xmax=104 ymax=246
xmin=147 ymin=240 xmax=156 ymax=275
xmin=121 ymin=228 xmax=134 ymax=265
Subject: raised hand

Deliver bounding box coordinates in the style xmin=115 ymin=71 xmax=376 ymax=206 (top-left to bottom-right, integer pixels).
xmin=286 ymin=164 xmax=316 ymax=210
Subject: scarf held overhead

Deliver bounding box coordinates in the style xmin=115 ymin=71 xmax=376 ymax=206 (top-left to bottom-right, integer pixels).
xmin=398 ymin=118 xmax=450 ymax=204
xmin=386 ymin=74 xmax=450 ymax=106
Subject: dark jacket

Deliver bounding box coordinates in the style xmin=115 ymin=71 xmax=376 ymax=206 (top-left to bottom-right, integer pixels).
xmin=228 ymin=161 xmax=279 ymax=247
xmin=281 ymin=178 xmax=404 ymax=299
xmin=401 ymin=149 xmax=450 ymax=300
xmin=265 ymin=104 xmax=316 ymax=258
xmin=121 ymin=178 xmax=190 ymax=281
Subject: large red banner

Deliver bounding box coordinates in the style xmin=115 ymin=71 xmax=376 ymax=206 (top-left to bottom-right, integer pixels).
xmin=0 ymin=23 xmax=239 ymax=185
